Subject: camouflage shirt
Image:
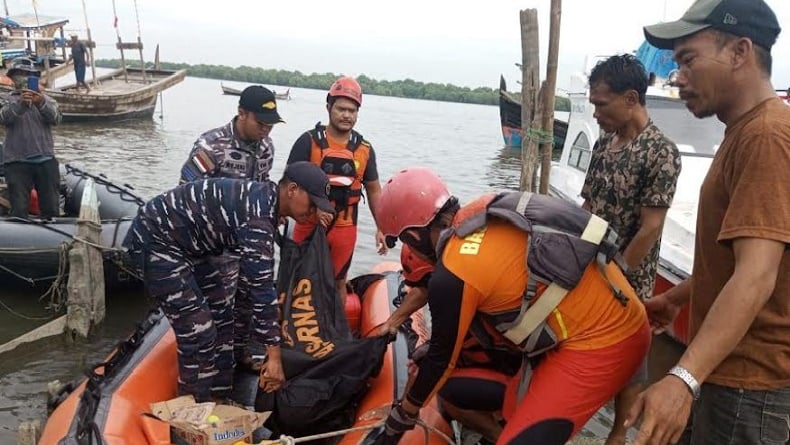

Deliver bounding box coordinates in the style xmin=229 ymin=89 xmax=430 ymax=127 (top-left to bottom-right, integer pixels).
xmin=581 ymin=120 xmax=681 ymax=300
xmin=124 ymin=179 xmax=281 ymax=345
xmin=179 ymin=118 xmax=275 ymax=183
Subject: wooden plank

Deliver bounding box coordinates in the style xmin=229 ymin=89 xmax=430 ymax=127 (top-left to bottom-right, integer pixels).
xmin=116 ymin=42 xmax=143 ymax=50
xmin=17 ymin=420 xmax=41 ymax=445
xmin=0 ymin=316 xmax=66 ymax=355
xmin=65 ymin=178 xmax=105 ymax=340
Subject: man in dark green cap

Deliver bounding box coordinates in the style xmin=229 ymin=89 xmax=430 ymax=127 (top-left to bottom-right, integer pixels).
xmin=627 ymin=1 xmax=790 ymax=444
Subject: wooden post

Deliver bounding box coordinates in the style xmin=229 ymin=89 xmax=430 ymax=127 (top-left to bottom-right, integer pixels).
xmin=519 ymin=9 xmax=541 ymax=192
xmin=17 ymin=420 xmax=41 ymax=445
xmin=538 ymin=0 xmax=562 ymax=195
xmin=137 ymin=36 xmax=147 ymax=82
xmin=65 ymin=178 xmax=105 ymax=340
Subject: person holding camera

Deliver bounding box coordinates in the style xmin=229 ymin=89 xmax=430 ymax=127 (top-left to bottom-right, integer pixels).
xmin=0 ymin=57 xmax=62 ymax=219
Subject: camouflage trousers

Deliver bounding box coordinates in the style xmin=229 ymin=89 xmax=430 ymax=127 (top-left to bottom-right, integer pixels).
xmin=128 ymin=237 xmax=235 ymax=402
xmin=205 ymin=255 xmax=257 ymax=362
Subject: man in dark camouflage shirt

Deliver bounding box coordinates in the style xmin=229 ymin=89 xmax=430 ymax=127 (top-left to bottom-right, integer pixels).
xmin=581 ymin=54 xmax=681 ymax=445
xmin=179 ymin=85 xmax=283 ymax=372
xmin=124 ymin=162 xmax=333 ymax=402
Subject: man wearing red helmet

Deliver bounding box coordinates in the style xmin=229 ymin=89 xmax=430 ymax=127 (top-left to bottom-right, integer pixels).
xmin=378 ymin=245 xmax=519 ymax=443
xmin=287 ymin=76 xmax=385 ymax=306
xmin=376 ymin=167 xmax=650 ymax=445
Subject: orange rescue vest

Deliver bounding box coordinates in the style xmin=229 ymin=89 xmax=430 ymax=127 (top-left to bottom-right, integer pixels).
xmin=308 ymin=123 xmax=371 ymax=225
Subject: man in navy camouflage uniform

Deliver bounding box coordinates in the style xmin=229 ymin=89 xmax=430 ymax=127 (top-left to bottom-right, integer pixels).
xmin=179 ymin=85 xmax=283 ymax=371
xmin=581 ymin=54 xmax=682 ymax=445
xmin=124 ymin=162 xmax=334 ymax=402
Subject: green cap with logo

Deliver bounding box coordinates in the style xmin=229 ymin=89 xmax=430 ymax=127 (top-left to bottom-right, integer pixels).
xmin=643 ymin=0 xmax=781 ymax=51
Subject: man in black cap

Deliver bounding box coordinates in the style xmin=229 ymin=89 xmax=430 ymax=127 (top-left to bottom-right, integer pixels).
xmin=179 ymin=85 xmax=285 ymax=373
xmin=124 ymin=161 xmax=333 ymax=402
xmin=627 ymin=1 xmax=790 ymax=444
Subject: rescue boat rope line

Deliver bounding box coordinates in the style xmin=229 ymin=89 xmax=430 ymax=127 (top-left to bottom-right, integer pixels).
xmin=0 ymin=243 xmax=68 ymax=319
xmin=0 ymin=295 xmax=54 ymax=321
xmin=253 ymin=418 xmax=456 ymax=445
xmin=65 ymin=163 xmax=146 ymax=207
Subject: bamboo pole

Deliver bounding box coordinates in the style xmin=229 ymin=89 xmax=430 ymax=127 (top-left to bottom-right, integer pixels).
xmin=133 ymin=0 xmax=147 ymax=82
xmin=519 ymin=9 xmax=540 ymax=192
xmin=81 ymin=0 xmax=98 ymax=87
xmin=111 ymin=0 xmax=129 ymax=82
xmin=538 ymin=0 xmax=562 ymax=194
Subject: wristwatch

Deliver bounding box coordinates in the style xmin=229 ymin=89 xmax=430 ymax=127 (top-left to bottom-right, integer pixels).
xmin=668 ymin=365 xmax=701 ymax=400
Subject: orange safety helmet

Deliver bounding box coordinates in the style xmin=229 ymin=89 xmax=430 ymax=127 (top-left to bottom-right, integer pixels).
xmin=327 ymin=76 xmax=362 ymax=107
xmin=400 ymin=244 xmax=435 ymax=286
xmin=377 ymin=167 xmax=452 ymax=240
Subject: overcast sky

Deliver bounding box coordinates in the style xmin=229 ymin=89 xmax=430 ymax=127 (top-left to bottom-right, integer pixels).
xmin=7 ymin=0 xmax=790 ymax=91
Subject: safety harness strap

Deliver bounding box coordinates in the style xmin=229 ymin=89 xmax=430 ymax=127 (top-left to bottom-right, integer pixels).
xmin=500 ymin=214 xmax=609 ymax=346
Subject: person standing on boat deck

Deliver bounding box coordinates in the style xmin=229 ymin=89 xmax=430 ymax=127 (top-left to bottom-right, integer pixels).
xmin=626 ymin=1 xmax=790 ymax=444
xmin=0 ymin=58 xmax=62 ymax=220
xmin=179 ymin=85 xmax=283 ymax=374
xmin=376 ymin=167 xmax=650 ymax=445
xmin=287 ymin=76 xmax=387 ymax=307
xmin=123 ymin=162 xmax=334 ymax=403
xmin=67 ymin=34 xmax=90 ymax=93
xmin=580 ymin=54 xmax=681 ymax=445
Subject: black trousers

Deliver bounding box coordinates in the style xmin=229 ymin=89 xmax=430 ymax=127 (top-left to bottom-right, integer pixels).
xmin=4 ymin=158 xmax=60 ymax=219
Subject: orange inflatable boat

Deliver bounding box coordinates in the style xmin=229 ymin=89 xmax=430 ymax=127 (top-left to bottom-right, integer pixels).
xmin=40 ymin=263 xmax=453 ymax=445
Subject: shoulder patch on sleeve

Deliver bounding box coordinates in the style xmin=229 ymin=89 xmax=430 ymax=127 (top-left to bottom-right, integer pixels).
xmin=192 ymin=149 xmax=216 ymax=174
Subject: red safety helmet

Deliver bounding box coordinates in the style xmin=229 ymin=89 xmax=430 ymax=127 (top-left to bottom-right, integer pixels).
xmin=327 ymin=76 xmax=362 ymax=107
xmin=377 ymin=167 xmax=452 ymax=239
xmin=400 ymin=244 xmax=435 ymax=285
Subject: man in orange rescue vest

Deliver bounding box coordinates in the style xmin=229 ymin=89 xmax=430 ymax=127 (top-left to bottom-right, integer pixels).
xmin=375 ymin=167 xmax=650 ymax=445
xmin=286 ymin=76 xmax=386 ymax=306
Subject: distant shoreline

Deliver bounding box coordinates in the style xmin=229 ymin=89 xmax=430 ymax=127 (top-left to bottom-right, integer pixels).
xmin=94 ymin=59 xmax=571 ymax=111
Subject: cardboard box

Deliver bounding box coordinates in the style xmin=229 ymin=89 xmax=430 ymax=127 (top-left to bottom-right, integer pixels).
xmin=150 ymin=396 xmax=270 ymax=445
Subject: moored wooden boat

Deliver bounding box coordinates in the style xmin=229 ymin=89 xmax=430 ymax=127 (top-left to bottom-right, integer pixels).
xmin=499 ymin=75 xmax=568 ymax=150
xmin=40 ymin=263 xmax=452 ymax=445
xmin=220 ymin=82 xmax=242 ymax=96
xmin=29 ymin=67 xmax=187 ymax=122
xmin=0 ymin=13 xmax=73 ymax=85
xmin=221 ymin=83 xmax=291 ymax=100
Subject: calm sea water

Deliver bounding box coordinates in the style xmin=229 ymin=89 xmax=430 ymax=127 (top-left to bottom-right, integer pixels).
xmin=0 ymin=75 xmax=524 ymax=439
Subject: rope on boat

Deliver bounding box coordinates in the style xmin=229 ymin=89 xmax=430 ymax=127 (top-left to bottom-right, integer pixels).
xmin=0 ymin=243 xmax=68 ymax=320
xmin=524 ymin=127 xmax=555 ymax=145
xmin=38 ymin=242 xmax=69 ymax=313
xmin=65 ymin=164 xmax=146 ymax=207
xmin=0 ymin=295 xmax=54 ymax=321
xmin=251 ymin=418 xmax=457 ymax=445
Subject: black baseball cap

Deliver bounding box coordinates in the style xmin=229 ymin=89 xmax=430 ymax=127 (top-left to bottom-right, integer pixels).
xmin=644 ymin=0 xmax=781 ymax=51
xmin=283 ymin=162 xmax=334 ymax=213
xmin=239 ymin=86 xmax=285 ymax=124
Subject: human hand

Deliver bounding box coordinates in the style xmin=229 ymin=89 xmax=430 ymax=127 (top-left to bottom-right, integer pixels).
xmin=376 ymin=229 xmax=388 ymax=255
xmin=626 ymin=375 xmax=693 ymax=445
xmin=21 ymin=89 xmax=43 ymax=106
xmin=644 ymin=293 xmax=682 ymax=335
xmin=374 ymin=321 xmax=397 ymax=337
xmin=258 ymin=359 xmax=285 ymax=393
xmin=317 ymin=209 xmax=334 ymax=228
xmin=384 ymin=403 xmax=417 ymax=438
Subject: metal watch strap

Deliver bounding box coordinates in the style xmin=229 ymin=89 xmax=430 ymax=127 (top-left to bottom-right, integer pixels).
xmin=668 ymin=365 xmax=701 ymax=400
